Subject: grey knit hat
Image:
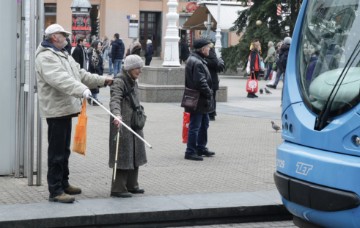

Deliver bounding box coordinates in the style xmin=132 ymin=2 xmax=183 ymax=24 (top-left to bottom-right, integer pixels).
xmin=283 ymin=37 xmax=292 ymax=45
xmin=123 ymin=54 xmax=144 ymax=71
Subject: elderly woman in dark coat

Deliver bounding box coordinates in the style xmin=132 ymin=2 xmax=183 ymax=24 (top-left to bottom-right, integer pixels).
xmin=109 ymin=54 xmax=147 ymax=198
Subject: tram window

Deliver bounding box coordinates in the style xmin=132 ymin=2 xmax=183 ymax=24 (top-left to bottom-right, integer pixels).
xmin=298 ymin=0 xmax=360 ymax=118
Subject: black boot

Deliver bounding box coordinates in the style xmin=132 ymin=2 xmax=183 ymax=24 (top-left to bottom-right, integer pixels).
xmin=197 ymin=148 xmax=215 ymax=157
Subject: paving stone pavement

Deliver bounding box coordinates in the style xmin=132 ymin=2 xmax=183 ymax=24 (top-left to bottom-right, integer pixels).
xmin=0 ymin=74 xmax=284 ymax=205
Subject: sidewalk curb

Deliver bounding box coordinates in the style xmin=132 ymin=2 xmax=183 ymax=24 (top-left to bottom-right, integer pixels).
xmin=0 ymin=191 xmax=290 ymax=227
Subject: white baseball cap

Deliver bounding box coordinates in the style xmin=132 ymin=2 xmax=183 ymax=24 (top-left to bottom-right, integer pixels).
xmin=45 ymin=24 xmax=71 ymax=36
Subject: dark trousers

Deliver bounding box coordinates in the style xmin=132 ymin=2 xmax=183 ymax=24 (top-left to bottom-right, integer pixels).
xmin=265 ymin=63 xmax=273 ymax=80
xmin=274 ymin=69 xmax=284 ymax=87
xmin=46 ymin=118 xmax=72 ymax=197
xmin=209 ymin=90 xmax=217 ymax=117
xmin=111 ymin=168 xmax=139 ymax=193
xmin=145 ymin=56 xmax=152 ymax=66
xmin=185 ymin=112 xmax=209 ymax=155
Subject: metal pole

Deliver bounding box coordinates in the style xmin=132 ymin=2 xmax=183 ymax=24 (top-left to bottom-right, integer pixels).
xmin=27 ymin=0 xmax=36 ymax=186
xmin=215 ymin=0 xmax=222 ymax=57
xmin=36 ymin=0 xmax=44 ymax=186
xmin=15 ymin=0 xmax=23 ymax=178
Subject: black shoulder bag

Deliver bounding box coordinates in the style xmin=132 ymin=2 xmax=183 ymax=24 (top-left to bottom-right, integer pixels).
xmin=120 ymin=76 xmax=147 ymax=130
xmin=181 ymin=64 xmax=200 ymax=110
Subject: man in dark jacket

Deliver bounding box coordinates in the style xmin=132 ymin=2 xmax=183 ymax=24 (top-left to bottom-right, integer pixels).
xmin=184 ymin=38 xmax=215 ymax=161
xmin=64 ymin=37 xmax=72 ymax=54
xmin=179 ymin=38 xmax=190 ymax=64
xmin=111 ymin=33 xmax=125 ymax=76
xmin=205 ymin=43 xmax=225 ymax=121
xmin=145 ymin=39 xmax=154 ymax=66
xmin=72 ymin=38 xmax=88 ymax=70
xmin=268 ymin=37 xmax=291 ymax=89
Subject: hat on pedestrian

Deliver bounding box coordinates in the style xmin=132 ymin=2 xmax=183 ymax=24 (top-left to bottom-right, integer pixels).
xmin=45 ymin=24 xmax=71 ymax=36
xmin=283 ymin=37 xmax=292 ymax=45
xmin=123 ymin=54 xmax=144 ymax=71
xmin=193 ymin=38 xmax=211 ymax=49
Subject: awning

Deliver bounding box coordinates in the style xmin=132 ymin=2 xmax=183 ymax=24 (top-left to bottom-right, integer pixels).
xmin=182 ymin=3 xmax=248 ymax=31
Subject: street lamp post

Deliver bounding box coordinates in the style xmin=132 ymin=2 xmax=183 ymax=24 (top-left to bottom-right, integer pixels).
xmin=162 ymin=0 xmax=180 ymax=67
xmin=215 ymin=0 xmax=222 ymax=57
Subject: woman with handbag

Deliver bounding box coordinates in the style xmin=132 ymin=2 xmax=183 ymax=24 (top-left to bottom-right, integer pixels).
xmin=109 ymin=54 xmax=147 ymax=198
xmin=88 ymin=40 xmax=104 ymax=105
xmin=247 ymin=39 xmax=262 ymax=98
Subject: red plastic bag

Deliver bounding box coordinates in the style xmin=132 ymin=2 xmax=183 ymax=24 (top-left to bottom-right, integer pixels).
xmin=246 ymin=73 xmax=258 ymax=93
xmin=182 ymin=112 xmax=190 ymax=143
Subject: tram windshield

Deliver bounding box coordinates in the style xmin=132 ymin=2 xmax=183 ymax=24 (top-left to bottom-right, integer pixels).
xmin=299 ymin=0 xmax=360 ymax=118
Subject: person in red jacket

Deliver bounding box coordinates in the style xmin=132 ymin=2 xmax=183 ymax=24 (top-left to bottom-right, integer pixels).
xmin=247 ymin=39 xmax=261 ymax=98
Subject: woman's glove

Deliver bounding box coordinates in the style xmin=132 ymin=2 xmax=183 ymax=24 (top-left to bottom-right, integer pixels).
xmin=113 ymin=116 xmax=122 ymax=128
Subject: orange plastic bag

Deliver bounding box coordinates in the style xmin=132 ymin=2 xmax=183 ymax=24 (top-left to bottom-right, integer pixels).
xmin=72 ymin=99 xmax=87 ymax=155
xmin=182 ymin=112 xmax=190 ymax=143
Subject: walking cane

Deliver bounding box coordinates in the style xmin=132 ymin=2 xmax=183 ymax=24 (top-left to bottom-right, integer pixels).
xmin=89 ymin=96 xmax=152 ymax=149
xmin=112 ymin=129 xmax=120 ymax=182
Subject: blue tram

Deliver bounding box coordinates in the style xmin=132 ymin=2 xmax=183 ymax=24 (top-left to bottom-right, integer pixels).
xmin=274 ymin=0 xmax=360 ymax=227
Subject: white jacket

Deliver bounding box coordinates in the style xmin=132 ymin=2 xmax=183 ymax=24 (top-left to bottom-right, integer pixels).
xmin=35 ymin=43 xmax=106 ymax=118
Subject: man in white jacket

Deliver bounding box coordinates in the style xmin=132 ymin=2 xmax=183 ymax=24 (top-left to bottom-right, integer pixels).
xmin=35 ymin=24 xmax=113 ymax=203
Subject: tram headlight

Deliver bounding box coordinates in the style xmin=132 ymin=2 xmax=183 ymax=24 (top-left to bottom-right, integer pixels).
xmin=355 ymin=136 xmax=360 ymax=146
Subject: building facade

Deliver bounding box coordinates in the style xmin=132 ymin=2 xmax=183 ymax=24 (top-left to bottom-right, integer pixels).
xmin=44 ymin=0 xmax=241 ymax=58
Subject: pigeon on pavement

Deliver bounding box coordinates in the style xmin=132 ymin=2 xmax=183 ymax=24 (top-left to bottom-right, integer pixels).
xmin=264 ymin=87 xmax=272 ymax=94
xmin=271 ymin=121 xmax=281 ymax=133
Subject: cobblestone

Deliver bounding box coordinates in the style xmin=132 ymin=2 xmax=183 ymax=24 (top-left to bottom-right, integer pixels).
xmin=0 ymin=75 xmax=283 ymax=206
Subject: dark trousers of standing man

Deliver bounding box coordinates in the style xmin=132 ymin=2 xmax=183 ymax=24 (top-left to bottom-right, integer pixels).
xmin=208 ymin=90 xmax=217 ymax=119
xmin=185 ymin=113 xmax=209 ymax=155
xmin=46 ymin=117 xmax=72 ymax=198
xmin=145 ymin=56 xmax=152 ymax=66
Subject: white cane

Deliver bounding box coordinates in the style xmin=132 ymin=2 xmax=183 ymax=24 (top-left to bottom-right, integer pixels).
xmin=89 ymin=96 xmax=153 ymax=149
xmin=112 ymin=130 xmax=120 ymax=182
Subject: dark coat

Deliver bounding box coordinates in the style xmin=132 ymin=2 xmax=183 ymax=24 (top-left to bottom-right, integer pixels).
xmin=250 ymin=49 xmax=261 ymax=72
xmin=64 ymin=37 xmax=72 ymax=54
xmin=111 ymin=38 xmax=125 ymax=62
xmin=88 ymin=49 xmax=104 ymax=94
xmin=131 ymin=45 xmax=142 ymax=56
xmin=109 ymin=71 xmax=147 ymax=170
xmin=180 ymin=41 xmax=190 ymax=62
xmin=72 ymin=44 xmax=87 ymax=69
xmin=88 ymin=50 xmax=104 ymax=75
xmin=184 ymin=52 xmax=214 ymax=114
xmin=145 ymin=43 xmax=153 ymax=57
xmin=126 ymin=44 xmax=142 ymax=56
xmin=277 ymin=43 xmax=290 ymax=72
xmin=205 ymin=48 xmax=224 ymax=91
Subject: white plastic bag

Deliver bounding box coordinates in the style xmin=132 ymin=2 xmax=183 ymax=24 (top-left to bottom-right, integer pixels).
xmin=246 ymin=56 xmax=250 ymax=74
xmin=267 ymin=71 xmax=276 ymax=85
